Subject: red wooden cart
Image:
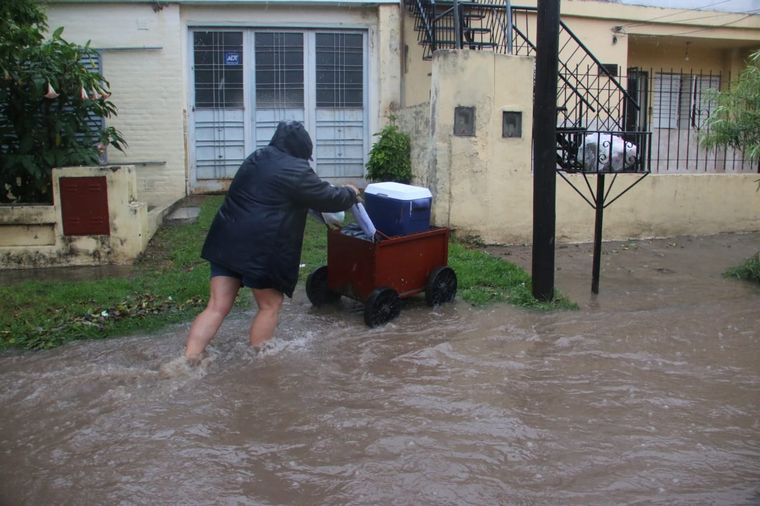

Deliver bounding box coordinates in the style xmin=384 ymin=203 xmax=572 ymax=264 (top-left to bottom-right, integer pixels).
xmin=306 ymin=227 xmax=457 ymax=326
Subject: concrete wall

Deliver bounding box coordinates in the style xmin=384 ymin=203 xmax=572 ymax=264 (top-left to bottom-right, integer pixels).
xmin=398 ymin=50 xmax=760 ymax=245
xmin=0 ymin=166 xmax=152 ymax=268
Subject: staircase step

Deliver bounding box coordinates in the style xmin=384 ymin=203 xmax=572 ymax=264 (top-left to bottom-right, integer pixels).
xmin=433 ymin=40 xmax=497 ymax=47
xmin=407 ymin=0 xmax=638 ymax=137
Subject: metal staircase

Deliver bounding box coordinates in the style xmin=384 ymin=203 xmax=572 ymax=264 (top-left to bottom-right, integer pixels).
xmin=404 ymin=0 xmax=650 ymax=173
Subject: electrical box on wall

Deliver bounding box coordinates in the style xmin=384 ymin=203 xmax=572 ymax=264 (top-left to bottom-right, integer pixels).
xmin=60 ymin=176 xmax=110 ymax=236
xmin=454 ymin=106 xmax=476 ymax=137
xmin=502 ymin=111 xmax=522 ymax=138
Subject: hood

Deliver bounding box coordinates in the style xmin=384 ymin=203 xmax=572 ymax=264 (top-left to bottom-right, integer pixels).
xmin=268 ymin=121 xmax=314 ymax=161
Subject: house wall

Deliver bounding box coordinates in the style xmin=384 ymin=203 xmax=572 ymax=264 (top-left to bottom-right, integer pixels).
xmin=401 ymin=7 xmax=433 ymax=108
xmin=45 ymin=3 xmax=187 ymax=211
xmin=399 ymin=50 xmax=536 ymax=243
xmin=400 ymin=0 xmax=760 ymax=109
xmin=378 ymin=5 xmax=404 ymax=118
xmin=627 ymin=39 xmax=749 ymax=75
xmin=45 ymin=2 xmax=402 ymax=204
xmin=399 ymin=50 xmax=760 ymax=245
xmin=179 ymin=3 xmax=390 ymax=136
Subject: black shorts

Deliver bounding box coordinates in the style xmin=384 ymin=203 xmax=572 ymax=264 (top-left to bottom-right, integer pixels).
xmin=209 ymin=262 xmax=278 ymax=291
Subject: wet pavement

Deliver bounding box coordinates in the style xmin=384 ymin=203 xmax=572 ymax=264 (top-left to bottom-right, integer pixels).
xmin=1 ymin=232 xmax=759 ymax=505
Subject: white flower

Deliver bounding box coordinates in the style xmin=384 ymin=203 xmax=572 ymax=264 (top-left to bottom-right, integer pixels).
xmin=44 ymin=82 xmax=59 ymax=99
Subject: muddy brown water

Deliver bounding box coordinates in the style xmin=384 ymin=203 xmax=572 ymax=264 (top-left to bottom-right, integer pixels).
xmin=1 ymin=233 xmax=759 ymax=505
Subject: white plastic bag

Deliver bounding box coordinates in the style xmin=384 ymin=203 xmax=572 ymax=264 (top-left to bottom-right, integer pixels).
xmin=308 ymin=209 xmax=345 ymax=229
xmin=578 ymin=133 xmax=638 ymax=172
xmin=350 ymin=203 xmax=376 ymax=239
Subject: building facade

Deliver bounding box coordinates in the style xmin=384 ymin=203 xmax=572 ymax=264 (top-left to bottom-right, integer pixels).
xmin=38 ymin=0 xmax=759 ymax=247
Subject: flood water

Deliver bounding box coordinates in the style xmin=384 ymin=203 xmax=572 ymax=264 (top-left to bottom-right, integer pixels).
xmin=1 ymin=233 xmax=759 ymax=505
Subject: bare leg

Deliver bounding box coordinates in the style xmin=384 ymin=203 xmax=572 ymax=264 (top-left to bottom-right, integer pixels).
xmin=249 ymin=288 xmax=284 ymax=348
xmin=185 ymin=276 xmax=241 ymax=360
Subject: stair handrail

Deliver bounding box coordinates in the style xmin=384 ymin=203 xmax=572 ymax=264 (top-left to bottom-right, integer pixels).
xmin=405 ymin=1 xmax=642 ymax=131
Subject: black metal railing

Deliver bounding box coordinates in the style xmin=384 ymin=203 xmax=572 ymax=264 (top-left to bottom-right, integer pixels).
xmin=629 ymin=67 xmax=757 ymax=173
xmin=404 ymin=0 xmax=651 ymax=172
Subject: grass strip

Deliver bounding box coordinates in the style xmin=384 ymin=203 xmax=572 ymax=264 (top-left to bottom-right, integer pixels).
xmin=1 ymin=196 xmax=573 ymax=351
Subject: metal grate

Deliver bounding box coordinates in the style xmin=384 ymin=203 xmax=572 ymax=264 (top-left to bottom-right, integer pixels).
xmin=193 ymin=31 xmax=244 ymax=108
xmin=315 ymin=32 xmax=365 ymax=177
xmin=78 ymin=53 xmax=105 ymax=152
xmin=255 ymin=32 xmax=304 ymax=108
xmin=193 ymin=31 xmax=245 ymax=179
xmin=316 ymin=33 xmax=364 ymax=107
xmin=641 ymin=68 xmax=756 ymax=173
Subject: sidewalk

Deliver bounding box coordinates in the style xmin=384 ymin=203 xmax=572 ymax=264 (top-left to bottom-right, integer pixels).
xmin=485 ymin=231 xmax=760 ymax=311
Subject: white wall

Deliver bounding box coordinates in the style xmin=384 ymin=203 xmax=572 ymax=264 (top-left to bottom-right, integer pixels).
xmin=45 ymin=3 xmax=187 ymax=209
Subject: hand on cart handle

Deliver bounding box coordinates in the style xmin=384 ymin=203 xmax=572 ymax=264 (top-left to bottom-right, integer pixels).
xmin=344 ymin=183 xmax=361 ymax=202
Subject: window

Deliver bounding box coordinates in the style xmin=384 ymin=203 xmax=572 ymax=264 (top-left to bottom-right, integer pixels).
xmin=255 ymin=32 xmax=304 ymax=108
xmin=80 ymin=53 xmax=104 ymax=142
xmin=316 ymin=33 xmax=363 ymax=107
xmin=193 ymin=31 xmax=244 ymax=108
xmin=652 ymin=72 xmax=720 ymax=130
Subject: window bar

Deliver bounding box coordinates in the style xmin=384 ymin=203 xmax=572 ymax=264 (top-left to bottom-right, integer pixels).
xmin=685 ymin=67 xmax=692 ymax=172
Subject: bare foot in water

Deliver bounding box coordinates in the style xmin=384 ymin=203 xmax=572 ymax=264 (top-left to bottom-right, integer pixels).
xmin=185 ymin=350 xmax=208 ymax=367
xmin=252 ymin=341 xmax=274 ymax=355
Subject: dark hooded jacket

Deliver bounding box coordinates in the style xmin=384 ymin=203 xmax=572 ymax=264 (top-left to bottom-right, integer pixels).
xmin=201 ymin=121 xmax=357 ymax=297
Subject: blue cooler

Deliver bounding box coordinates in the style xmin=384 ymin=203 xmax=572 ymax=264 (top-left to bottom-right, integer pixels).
xmin=363 ymin=182 xmax=432 ymax=237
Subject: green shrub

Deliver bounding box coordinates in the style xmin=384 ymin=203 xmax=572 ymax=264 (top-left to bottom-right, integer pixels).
xmin=701 ymin=49 xmax=760 ymax=162
xmin=725 ymin=252 xmax=760 ymax=284
xmin=365 ymin=117 xmax=412 ymax=183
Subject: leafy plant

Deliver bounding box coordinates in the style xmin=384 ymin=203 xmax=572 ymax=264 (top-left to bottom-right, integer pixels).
xmin=701 ymin=49 xmax=760 ymax=162
xmin=365 ymin=116 xmax=412 ymax=183
xmin=724 ymin=252 xmax=760 ymax=284
xmin=0 ymin=0 xmax=126 ymax=203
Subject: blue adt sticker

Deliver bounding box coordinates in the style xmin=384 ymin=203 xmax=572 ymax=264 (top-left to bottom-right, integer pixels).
xmin=225 ymin=52 xmax=240 ymax=65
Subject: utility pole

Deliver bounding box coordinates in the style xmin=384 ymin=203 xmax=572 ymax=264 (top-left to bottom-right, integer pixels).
xmin=531 ymin=0 xmax=561 ymax=301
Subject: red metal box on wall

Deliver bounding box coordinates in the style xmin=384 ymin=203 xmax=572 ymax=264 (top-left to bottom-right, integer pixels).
xmin=59 ymin=176 xmax=110 ymax=236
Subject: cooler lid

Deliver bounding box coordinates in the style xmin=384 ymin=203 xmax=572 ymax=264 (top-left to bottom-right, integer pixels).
xmin=364 ymin=182 xmax=432 ymax=200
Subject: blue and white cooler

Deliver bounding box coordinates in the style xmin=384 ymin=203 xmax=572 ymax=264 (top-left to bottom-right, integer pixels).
xmin=363 ymin=182 xmax=432 ymax=237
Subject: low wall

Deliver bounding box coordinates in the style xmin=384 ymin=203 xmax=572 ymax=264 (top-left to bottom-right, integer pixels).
xmin=397 ymin=50 xmax=760 ymax=245
xmin=0 ymin=165 xmax=153 ymax=269
xmin=442 ymin=171 xmax=760 ymax=245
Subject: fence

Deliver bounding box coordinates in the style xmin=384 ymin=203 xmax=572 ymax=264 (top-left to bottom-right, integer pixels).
xmin=623 ymin=67 xmax=756 ymax=174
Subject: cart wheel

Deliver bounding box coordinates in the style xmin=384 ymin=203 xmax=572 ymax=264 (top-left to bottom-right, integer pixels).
xmin=425 ymin=266 xmax=457 ymax=306
xmin=306 ymin=266 xmax=340 ymax=306
xmin=363 ymin=288 xmax=401 ymax=327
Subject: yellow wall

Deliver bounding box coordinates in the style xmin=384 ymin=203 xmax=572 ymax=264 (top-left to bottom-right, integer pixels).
xmin=401 ymin=0 xmax=760 ymax=107
xmin=0 ymin=166 xmax=152 ymax=268
xmin=399 ymin=50 xmax=760 ymax=245
xmin=401 ymin=6 xmax=433 ymax=107
xmin=399 ymin=50 xmax=536 ymax=243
